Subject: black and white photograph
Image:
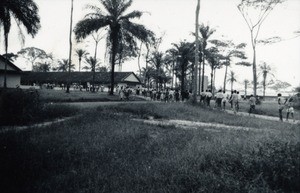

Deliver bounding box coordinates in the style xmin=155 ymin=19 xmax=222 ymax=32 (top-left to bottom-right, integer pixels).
xmin=0 ymin=0 xmax=299 ymax=192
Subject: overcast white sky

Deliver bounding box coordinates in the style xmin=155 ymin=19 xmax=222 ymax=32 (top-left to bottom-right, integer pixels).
xmin=1 ymin=0 xmax=300 ymax=91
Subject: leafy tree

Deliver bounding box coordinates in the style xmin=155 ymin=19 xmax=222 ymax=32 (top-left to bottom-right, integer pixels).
xmin=269 ymin=80 xmax=291 ymax=92
xmin=237 ymin=0 xmax=285 ymax=96
xmin=74 ymin=0 xmax=154 ymax=95
xmin=0 ymin=0 xmax=40 ymax=88
xmin=75 ymin=49 xmax=89 ymax=72
xmin=17 ymin=47 xmax=51 ymax=70
xmin=258 ymin=62 xmax=274 ymax=99
xmin=33 ymin=62 xmax=51 ymax=72
xmin=209 ymin=40 xmax=249 ymax=91
xmin=2 ymin=52 xmax=18 ymax=62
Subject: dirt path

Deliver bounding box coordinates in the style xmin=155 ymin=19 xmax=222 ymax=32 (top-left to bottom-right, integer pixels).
xmin=132 ymin=118 xmax=261 ymax=132
xmin=224 ymin=109 xmax=299 ymax=124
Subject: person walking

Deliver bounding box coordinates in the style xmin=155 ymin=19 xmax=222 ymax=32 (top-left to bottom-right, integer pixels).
xmin=248 ymin=94 xmax=256 ymax=115
xmin=277 ymin=93 xmax=285 ymax=121
xmin=231 ymin=90 xmax=239 ymax=114
xmin=206 ymin=90 xmax=213 ymax=107
xmin=222 ymin=91 xmax=228 ymax=110
xmin=215 ymin=89 xmax=223 ymax=109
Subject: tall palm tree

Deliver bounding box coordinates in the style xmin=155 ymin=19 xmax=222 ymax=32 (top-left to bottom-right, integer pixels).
xmin=84 ymin=56 xmax=100 ymax=92
xmin=199 ymin=24 xmax=215 ymax=92
xmin=227 ymin=71 xmax=237 ymax=92
xmin=0 ymin=0 xmax=40 ymax=88
xmin=74 ymin=0 xmax=154 ymax=95
xmin=259 ymin=62 xmax=274 ymax=99
xmin=75 ymin=49 xmax=88 ymax=72
xmin=171 ymin=41 xmax=194 ymax=92
xmin=149 ymin=51 xmax=166 ymax=90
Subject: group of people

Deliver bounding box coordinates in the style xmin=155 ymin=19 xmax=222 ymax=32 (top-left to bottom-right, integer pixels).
xmin=201 ymin=89 xmax=242 ymax=113
xmin=278 ymin=93 xmax=295 ymax=122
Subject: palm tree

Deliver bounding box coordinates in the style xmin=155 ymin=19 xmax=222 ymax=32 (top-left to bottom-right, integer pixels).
xmin=227 ymin=71 xmax=237 ymax=92
xmin=149 ymin=51 xmax=166 ymax=90
xmin=74 ymin=0 xmax=154 ymax=95
xmin=84 ymin=56 xmax=101 ymax=92
xmin=259 ymin=62 xmax=274 ymax=99
xmin=193 ymin=0 xmax=201 ymax=102
xmin=57 ymin=59 xmax=69 ymax=72
xmin=171 ymin=41 xmax=194 ymax=92
xmin=0 ymin=0 xmax=40 ymax=88
xmin=75 ymin=49 xmax=88 ymax=72
xmin=199 ymin=24 xmax=215 ymax=92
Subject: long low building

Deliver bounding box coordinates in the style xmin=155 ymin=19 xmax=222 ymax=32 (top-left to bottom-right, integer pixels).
xmin=21 ymin=71 xmax=141 ymax=87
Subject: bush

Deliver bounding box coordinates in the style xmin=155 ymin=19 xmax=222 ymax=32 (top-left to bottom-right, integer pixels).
xmin=0 ymin=88 xmax=41 ymax=126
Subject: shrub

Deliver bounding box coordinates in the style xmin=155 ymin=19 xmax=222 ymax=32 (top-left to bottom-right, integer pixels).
xmin=0 ymin=88 xmax=41 ymax=126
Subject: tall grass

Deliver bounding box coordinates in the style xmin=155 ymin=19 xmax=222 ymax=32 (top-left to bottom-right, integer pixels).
xmin=0 ymin=103 xmax=299 ymax=193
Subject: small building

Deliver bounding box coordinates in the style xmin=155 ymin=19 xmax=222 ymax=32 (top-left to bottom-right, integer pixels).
xmin=21 ymin=71 xmax=141 ymax=88
xmin=0 ymin=55 xmax=22 ymax=88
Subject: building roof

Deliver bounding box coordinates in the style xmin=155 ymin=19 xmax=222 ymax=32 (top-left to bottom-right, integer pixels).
xmin=21 ymin=71 xmax=141 ymax=84
xmin=0 ymin=55 xmax=22 ymax=73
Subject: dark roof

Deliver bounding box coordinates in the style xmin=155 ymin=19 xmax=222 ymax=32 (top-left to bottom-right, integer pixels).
xmin=0 ymin=55 xmax=22 ymax=73
xmin=21 ymin=71 xmax=140 ymax=84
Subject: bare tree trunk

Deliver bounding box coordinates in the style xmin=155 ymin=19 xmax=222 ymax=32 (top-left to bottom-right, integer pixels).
xmin=252 ymin=47 xmax=257 ymax=97
xmin=66 ymin=0 xmax=74 ymax=93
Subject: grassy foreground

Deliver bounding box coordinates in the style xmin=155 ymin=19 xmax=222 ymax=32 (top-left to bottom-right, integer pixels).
xmin=0 ymin=103 xmax=299 ymax=193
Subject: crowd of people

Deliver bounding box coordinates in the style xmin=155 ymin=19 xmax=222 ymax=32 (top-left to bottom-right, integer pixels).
xmin=117 ymin=86 xmax=296 ymax=122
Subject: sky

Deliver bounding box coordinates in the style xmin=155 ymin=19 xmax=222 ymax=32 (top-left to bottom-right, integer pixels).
xmin=1 ymin=0 xmax=300 ymax=92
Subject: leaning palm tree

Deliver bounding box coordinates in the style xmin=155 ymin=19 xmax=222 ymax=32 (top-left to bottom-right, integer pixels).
xmin=74 ymin=0 xmax=154 ymax=95
xmin=75 ymin=49 xmax=88 ymax=72
xmin=0 ymin=0 xmax=40 ymax=88
xmin=227 ymin=71 xmax=237 ymax=92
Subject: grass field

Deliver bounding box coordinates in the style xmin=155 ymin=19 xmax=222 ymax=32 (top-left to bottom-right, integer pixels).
xmin=1 ymin=102 xmax=299 ymax=193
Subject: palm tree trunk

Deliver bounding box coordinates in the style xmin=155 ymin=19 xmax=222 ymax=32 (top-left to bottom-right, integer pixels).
xmin=231 ymin=81 xmax=233 ymax=92
xmin=3 ymin=33 xmax=8 ymax=88
xmin=66 ymin=0 xmax=74 ymax=93
xmin=172 ymin=60 xmax=175 ymax=88
xmin=110 ymin=28 xmax=119 ymax=95
xmin=201 ymin=57 xmax=205 ymax=92
xmin=79 ymin=58 xmax=81 ymax=72
xmin=198 ymin=60 xmax=201 ymax=94
xmin=192 ymin=0 xmax=200 ymax=102
xmin=223 ymin=64 xmax=228 ymax=91
xmin=210 ymin=70 xmax=213 ymax=95
xmin=137 ymin=42 xmax=143 ymax=77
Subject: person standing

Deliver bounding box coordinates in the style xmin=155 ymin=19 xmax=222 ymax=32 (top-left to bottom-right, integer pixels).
xmin=206 ymin=90 xmax=213 ymax=107
xmin=286 ymin=98 xmax=295 ymax=122
xmin=277 ymin=93 xmax=285 ymax=121
xmin=248 ymin=94 xmax=256 ymax=115
xmin=215 ymin=89 xmax=223 ymax=109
